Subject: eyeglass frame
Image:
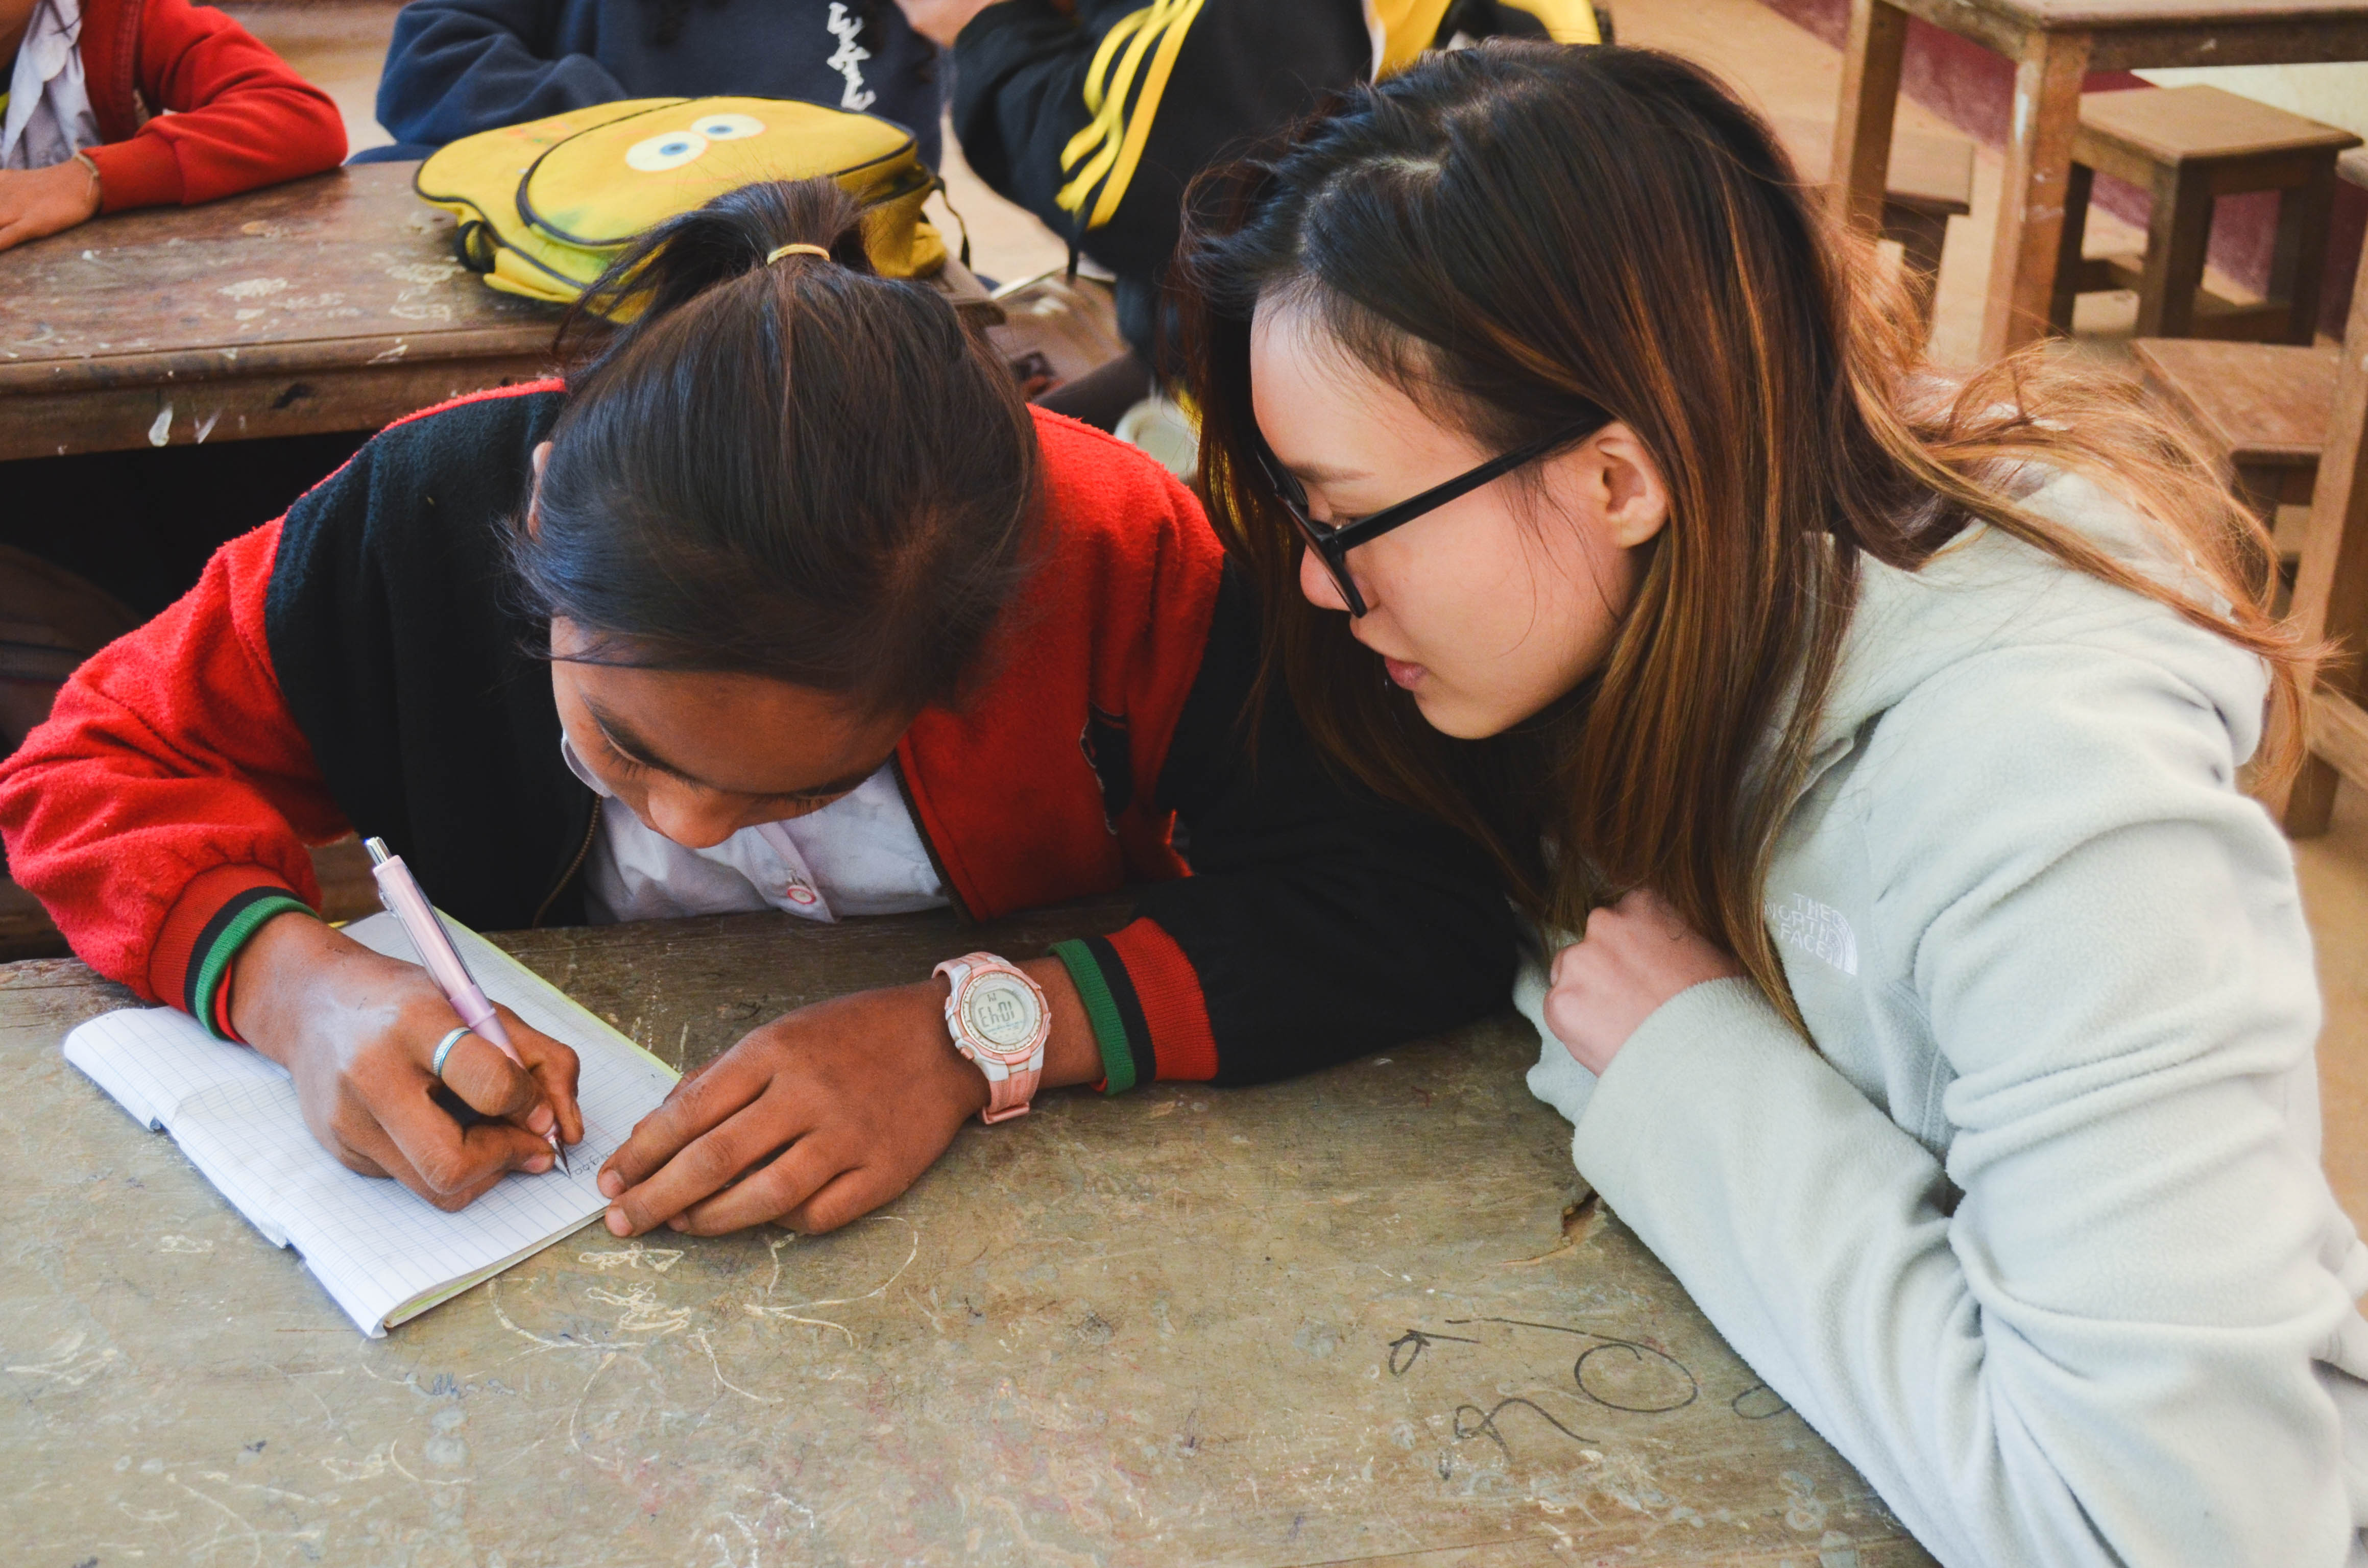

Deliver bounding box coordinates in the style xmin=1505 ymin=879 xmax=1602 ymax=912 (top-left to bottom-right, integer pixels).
xmin=1254 ymin=413 xmax=1611 ymax=617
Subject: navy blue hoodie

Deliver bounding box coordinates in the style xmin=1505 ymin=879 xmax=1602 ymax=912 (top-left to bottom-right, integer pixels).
xmin=374 ymin=0 xmax=942 ymax=166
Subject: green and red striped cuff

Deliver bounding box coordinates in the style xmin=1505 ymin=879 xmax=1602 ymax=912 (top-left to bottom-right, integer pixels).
xmin=188 ymin=889 xmax=316 ymax=1040
xmin=149 ymin=865 xmax=317 ymax=1041
xmin=1051 ymin=917 xmax=1218 ymax=1094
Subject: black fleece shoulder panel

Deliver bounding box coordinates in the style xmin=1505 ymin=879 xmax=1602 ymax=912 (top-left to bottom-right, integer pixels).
xmin=265 ymin=388 xmax=597 ymax=932
xmin=1140 ymin=564 xmax=1519 ymax=1085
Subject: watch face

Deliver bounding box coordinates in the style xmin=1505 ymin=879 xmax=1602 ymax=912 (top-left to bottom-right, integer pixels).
xmin=959 ymin=973 xmax=1043 ymax=1063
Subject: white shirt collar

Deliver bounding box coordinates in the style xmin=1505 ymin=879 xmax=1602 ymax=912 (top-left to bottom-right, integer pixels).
xmin=3 ymin=0 xmax=98 ymax=173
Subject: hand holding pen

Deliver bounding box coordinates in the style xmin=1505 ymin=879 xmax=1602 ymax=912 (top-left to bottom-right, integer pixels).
xmin=367 ymin=837 xmax=575 ymax=1174
xmin=225 ymin=907 xmax=584 ymax=1212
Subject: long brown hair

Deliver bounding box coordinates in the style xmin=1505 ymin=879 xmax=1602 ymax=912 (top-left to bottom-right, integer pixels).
xmin=1173 ymin=43 xmax=2307 ymax=1023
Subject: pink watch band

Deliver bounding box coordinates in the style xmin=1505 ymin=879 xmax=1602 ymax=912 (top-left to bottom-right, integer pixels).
xmin=981 ymin=1057 xmax=1040 ymax=1123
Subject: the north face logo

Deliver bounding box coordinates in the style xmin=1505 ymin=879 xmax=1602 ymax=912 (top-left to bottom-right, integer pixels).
xmin=1768 ymin=892 xmax=1858 ymax=976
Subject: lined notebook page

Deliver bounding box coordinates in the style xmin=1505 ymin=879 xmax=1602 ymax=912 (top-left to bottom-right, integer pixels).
xmin=63 ymin=912 xmax=678 ymax=1337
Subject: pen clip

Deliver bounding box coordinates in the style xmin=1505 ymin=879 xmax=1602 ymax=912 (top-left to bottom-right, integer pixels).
xmin=367 ymin=836 xmax=478 ymax=987
xmin=365 ymin=836 xmax=401 ymax=920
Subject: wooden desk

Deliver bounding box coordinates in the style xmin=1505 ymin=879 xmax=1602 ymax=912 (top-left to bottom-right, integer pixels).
xmin=0 ymin=163 xmax=1000 ymax=463
xmin=0 ymin=902 xmax=1936 ymax=1566
xmin=1829 ymin=0 xmax=2368 ymax=358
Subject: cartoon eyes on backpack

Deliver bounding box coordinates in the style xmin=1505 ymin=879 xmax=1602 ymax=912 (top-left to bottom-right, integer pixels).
xmin=623 ymin=113 xmax=765 ymax=172
xmin=625 ymin=130 xmax=709 ymax=172
xmin=691 ymin=113 xmax=765 ymax=142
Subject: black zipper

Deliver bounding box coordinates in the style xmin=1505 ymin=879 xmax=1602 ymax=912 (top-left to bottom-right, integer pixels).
xmin=530 ymin=797 xmax=601 ymax=929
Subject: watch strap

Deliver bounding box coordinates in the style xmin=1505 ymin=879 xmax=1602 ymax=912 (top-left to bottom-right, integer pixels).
xmin=934 ymin=951 xmax=1047 ymax=1125
xmin=980 ymin=1069 xmax=1035 ymax=1123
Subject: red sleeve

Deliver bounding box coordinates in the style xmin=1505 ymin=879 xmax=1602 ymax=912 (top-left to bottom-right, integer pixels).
xmin=1105 ymin=918 xmax=1218 ymax=1081
xmin=84 ymin=0 xmax=348 ymax=212
xmin=0 ymin=520 xmax=350 ymax=1007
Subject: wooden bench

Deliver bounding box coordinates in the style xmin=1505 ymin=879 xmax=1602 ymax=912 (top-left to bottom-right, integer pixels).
xmin=2051 ymin=84 xmax=2361 ymax=344
xmin=2133 ymin=338 xmax=2339 ymax=529
xmin=2130 ymin=150 xmax=2365 ymax=583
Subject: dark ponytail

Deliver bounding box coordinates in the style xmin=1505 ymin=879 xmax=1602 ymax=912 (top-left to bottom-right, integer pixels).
xmin=517 ymin=178 xmax=1039 ymax=722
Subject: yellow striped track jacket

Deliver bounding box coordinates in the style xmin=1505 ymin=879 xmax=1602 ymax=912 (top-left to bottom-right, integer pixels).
xmin=948 ymin=0 xmax=1600 ymax=356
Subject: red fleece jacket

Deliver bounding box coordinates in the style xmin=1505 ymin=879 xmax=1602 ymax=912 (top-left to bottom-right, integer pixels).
xmin=68 ymin=0 xmax=347 ymax=212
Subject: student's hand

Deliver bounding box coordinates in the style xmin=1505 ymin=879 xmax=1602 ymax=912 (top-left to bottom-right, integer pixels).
xmin=0 ymin=159 xmax=103 ymax=253
xmin=229 ymin=911 xmax=586 ymax=1211
xmin=1543 ymin=889 xmax=1746 ymax=1076
xmin=891 ymin=0 xmax=1009 ymax=48
xmin=597 ymin=958 xmax=1094 ymax=1236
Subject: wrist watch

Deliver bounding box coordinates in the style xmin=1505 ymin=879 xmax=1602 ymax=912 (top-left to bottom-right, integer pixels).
xmin=933 ymin=951 xmax=1050 ymax=1124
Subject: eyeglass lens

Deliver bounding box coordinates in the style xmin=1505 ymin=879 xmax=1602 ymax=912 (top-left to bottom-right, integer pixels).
xmin=1260 ymin=451 xmax=1368 ymax=613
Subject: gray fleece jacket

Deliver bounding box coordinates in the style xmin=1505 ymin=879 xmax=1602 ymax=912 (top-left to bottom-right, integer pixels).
xmin=1518 ymin=470 xmax=2368 ymax=1568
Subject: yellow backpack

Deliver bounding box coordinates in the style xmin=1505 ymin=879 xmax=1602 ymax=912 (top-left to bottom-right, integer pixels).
xmin=414 ymin=96 xmax=950 ymax=318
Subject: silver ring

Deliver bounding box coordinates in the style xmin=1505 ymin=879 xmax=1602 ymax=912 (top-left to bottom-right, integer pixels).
xmin=430 ymin=1027 xmax=472 ymax=1081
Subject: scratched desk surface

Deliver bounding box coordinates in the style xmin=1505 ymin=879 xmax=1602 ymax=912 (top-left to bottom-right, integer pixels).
xmin=0 ymin=163 xmax=561 ymax=462
xmin=0 ymin=163 xmax=1000 ymax=463
xmin=0 ymin=900 xmax=1935 ymax=1568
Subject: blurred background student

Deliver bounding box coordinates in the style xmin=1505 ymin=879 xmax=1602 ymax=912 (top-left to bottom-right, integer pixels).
xmin=897 ymin=0 xmax=1602 ymax=430
xmin=0 ymin=0 xmax=349 ymax=762
xmin=0 ymin=0 xmax=345 ymax=252
xmin=361 ymin=0 xmax=945 ymax=167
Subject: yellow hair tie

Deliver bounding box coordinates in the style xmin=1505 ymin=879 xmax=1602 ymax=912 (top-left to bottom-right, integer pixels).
xmin=764 ymin=242 xmax=832 ymax=265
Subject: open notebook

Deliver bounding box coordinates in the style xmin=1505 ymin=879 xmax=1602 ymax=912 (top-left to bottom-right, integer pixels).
xmin=63 ymin=911 xmax=679 ymax=1336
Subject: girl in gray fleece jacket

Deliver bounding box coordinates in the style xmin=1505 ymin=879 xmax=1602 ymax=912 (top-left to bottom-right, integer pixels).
xmin=1176 ymin=40 xmax=2368 ymax=1568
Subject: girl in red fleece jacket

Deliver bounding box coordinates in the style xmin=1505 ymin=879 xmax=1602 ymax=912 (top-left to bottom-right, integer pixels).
xmin=0 ymin=0 xmax=345 ymax=251
xmin=0 ymin=177 xmax=1515 ymax=1235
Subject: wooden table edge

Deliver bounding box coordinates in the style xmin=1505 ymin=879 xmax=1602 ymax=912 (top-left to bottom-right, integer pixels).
xmin=0 ymin=324 xmax=563 ymax=394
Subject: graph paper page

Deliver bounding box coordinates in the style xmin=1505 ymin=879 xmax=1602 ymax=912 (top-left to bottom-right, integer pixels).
xmin=62 ymin=911 xmax=678 ymax=1336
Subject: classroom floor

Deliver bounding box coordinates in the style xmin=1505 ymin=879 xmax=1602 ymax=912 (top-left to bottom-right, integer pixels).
xmin=229 ymin=0 xmax=2368 ymax=1237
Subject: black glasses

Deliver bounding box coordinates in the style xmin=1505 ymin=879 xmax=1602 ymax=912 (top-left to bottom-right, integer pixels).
xmin=1255 ymin=417 xmax=1607 ymax=617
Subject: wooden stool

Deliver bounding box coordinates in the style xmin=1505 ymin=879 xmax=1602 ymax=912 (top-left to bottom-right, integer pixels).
xmin=2050 ymin=85 xmax=2360 ymax=345
xmin=2133 ymin=152 xmax=2368 ymax=577
xmin=2133 ymin=338 xmax=2339 ymax=528
xmin=2262 ymin=206 xmax=2368 ymax=837
xmin=1778 ymin=116 xmax=1974 ymax=334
